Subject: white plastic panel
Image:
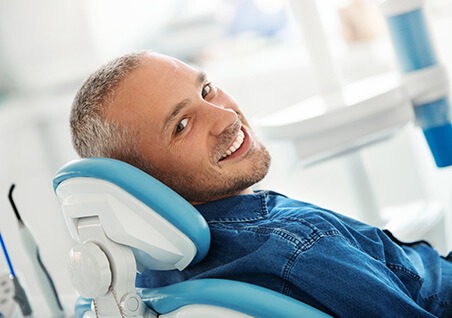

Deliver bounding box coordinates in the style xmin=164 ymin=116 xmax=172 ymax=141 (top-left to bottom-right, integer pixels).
xmin=56 ymin=178 xmax=197 ymax=271
xmin=256 ymin=73 xmax=414 ymax=165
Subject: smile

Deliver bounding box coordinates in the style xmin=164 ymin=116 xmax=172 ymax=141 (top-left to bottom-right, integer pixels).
xmin=221 ymin=129 xmax=245 ymax=159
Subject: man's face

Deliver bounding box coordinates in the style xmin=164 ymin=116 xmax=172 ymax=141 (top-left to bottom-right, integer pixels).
xmin=107 ymin=53 xmax=271 ymax=203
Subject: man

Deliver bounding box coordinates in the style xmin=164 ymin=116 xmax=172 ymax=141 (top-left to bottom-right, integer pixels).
xmin=71 ymin=51 xmax=451 ymax=317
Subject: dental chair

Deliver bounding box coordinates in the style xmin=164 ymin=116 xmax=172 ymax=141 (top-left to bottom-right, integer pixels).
xmin=53 ymin=158 xmax=331 ymax=318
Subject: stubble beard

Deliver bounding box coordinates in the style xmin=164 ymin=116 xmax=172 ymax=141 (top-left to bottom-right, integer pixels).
xmin=152 ymin=140 xmax=272 ymax=203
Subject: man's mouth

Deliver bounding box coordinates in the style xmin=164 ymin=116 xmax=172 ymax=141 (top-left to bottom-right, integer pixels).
xmin=220 ymin=129 xmax=245 ymax=160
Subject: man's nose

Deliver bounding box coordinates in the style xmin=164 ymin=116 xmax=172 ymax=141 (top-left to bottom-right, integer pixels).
xmin=203 ymin=102 xmax=238 ymax=136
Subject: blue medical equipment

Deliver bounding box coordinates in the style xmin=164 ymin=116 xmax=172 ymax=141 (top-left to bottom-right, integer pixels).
xmin=8 ymin=184 xmax=65 ymax=318
xmin=381 ymin=0 xmax=452 ymax=167
xmin=0 ymin=233 xmax=16 ymax=278
xmin=0 ymin=232 xmax=32 ymax=317
xmin=53 ymin=158 xmax=331 ymax=318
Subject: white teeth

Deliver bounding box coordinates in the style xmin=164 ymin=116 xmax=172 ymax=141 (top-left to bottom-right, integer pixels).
xmin=221 ymin=129 xmax=245 ymax=159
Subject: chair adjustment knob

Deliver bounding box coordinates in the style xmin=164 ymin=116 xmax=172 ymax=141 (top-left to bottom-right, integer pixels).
xmin=68 ymin=242 xmax=112 ymax=298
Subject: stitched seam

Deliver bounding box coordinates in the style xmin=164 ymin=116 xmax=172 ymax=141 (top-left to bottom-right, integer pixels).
xmin=215 ymin=223 xmax=348 ymax=296
xmin=281 ymin=247 xmax=303 ymax=294
xmin=278 ymin=216 xmax=362 ymax=250
xmin=421 ymin=294 xmax=451 ymax=307
xmin=281 ymin=229 xmax=351 ymax=295
xmin=208 ymin=215 xmax=265 ymax=223
xmin=241 ymin=225 xmax=326 ymax=295
xmin=386 ymin=263 xmax=422 ymax=281
xmin=259 ymin=191 xmax=270 ymax=218
xmin=207 ymin=194 xmax=270 ymax=223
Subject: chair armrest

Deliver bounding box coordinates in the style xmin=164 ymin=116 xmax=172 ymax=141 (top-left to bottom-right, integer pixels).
xmin=139 ymin=279 xmax=331 ymax=318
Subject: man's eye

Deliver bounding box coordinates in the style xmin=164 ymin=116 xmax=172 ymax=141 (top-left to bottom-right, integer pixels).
xmin=202 ymin=82 xmax=212 ymax=99
xmin=175 ymin=118 xmax=188 ymax=134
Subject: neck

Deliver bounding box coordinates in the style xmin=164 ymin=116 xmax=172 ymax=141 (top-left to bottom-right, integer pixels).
xmin=190 ymin=187 xmax=254 ymax=205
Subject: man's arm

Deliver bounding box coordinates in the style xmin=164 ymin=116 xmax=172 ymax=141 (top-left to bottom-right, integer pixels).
xmin=288 ymin=236 xmax=435 ymax=317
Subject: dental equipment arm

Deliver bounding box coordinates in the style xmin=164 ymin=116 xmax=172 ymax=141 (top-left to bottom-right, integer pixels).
xmin=8 ymin=185 xmax=65 ymax=318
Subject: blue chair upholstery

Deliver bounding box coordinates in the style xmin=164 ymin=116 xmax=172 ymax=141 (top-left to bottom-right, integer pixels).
xmin=54 ymin=158 xmax=331 ymax=318
xmin=53 ymin=158 xmax=210 ymax=266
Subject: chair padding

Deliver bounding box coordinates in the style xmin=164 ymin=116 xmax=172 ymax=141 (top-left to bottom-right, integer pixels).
xmin=53 ymin=157 xmax=210 ymax=265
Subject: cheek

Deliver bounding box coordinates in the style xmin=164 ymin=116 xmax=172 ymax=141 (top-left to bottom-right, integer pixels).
xmin=151 ymin=128 xmax=214 ymax=173
xmin=176 ymin=141 xmax=209 ymax=165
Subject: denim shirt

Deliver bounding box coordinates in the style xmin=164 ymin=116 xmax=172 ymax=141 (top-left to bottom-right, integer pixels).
xmin=136 ymin=191 xmax=451 ymax=317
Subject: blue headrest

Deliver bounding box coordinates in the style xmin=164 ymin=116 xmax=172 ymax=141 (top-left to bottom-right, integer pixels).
xmin=53 ymin=157 xmax=210 ymax=266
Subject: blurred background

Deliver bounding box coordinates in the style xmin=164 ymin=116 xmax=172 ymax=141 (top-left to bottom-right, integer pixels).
xmin=0 ymin=0 xmax=451 ymax=316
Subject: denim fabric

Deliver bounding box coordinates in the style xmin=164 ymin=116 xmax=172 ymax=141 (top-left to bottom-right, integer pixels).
xmin=136 ymin=191 xmax=452 ymax=317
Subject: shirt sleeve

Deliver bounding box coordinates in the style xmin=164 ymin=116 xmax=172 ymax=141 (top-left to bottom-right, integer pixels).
xmin=287 ymin=235 xmax=436 ymax=318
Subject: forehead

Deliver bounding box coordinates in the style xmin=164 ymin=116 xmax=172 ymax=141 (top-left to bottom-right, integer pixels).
xmin=106 ymin=54 xmax=198 ymax=124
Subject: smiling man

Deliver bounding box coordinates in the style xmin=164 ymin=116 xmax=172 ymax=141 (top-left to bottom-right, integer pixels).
xmin=71 ymin=51 xmax=451 ymax=317
xmin=72 ymin=51 xmax=270 ymax=204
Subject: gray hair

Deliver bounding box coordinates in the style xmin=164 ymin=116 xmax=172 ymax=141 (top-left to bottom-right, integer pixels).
xmin=70 ymin=50 xmax=152 ymax=170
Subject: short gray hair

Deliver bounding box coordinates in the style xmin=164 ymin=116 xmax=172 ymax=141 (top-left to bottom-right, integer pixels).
xmin=70 ymin=50 xmax=151 ymax=169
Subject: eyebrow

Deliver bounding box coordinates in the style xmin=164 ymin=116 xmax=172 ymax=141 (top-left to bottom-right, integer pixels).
xmin=161 ymin=71 xmax=207 ymax=135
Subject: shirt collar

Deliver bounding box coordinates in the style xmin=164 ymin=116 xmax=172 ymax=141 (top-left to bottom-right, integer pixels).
xmin=193 ymin=190 xmax=270 ymax=223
